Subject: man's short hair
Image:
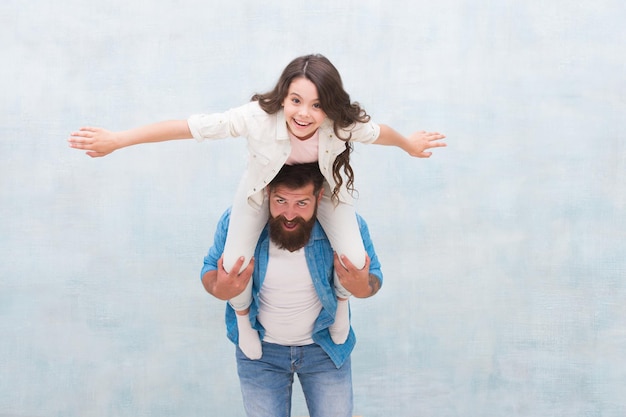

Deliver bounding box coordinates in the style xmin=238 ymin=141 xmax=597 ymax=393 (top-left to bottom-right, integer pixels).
xmin=269 ymin=163 xmax=325 ymax=194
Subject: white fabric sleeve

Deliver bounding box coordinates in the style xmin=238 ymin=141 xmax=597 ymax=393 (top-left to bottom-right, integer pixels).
xmin=345 ymin=120 xmax=381 ymax=145
xmin=187 ymin=103 xmax=252 ymax=141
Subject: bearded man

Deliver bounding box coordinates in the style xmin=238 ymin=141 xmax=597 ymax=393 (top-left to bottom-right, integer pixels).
xmin=201 ymin=162 xmax=382 ymax=417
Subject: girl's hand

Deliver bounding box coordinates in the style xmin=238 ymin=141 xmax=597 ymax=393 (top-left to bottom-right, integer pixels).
xmin=67 ymin=127 xmax=119 ymax=158
xmin=405 ymin=131 xmax=447 ymax=158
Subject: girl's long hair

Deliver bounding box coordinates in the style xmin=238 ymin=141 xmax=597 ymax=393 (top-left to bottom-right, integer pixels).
xmin=251 ymin=54 xmax=370 ymax=203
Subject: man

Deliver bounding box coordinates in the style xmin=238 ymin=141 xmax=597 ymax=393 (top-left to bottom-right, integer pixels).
xmin=201 ymin=162 xmax=382 ymax=417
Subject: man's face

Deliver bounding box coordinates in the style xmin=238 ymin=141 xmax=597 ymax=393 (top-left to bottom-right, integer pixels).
xmin=268 ymin=183 xmax=322 ymax=252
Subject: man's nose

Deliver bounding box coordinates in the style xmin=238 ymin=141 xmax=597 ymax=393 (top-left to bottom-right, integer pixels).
xmin=283 ymin=206 xmax=296 ymax=220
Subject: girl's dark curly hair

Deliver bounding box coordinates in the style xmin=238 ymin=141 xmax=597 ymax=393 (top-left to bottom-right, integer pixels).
xmin=251 ymin=54 xmax=370 ymax=203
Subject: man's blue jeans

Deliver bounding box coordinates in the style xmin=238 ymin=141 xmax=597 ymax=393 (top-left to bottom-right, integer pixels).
xmin=236 ymin=342 xmax=353 ymax=417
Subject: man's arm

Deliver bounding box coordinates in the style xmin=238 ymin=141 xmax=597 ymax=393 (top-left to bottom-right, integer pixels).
xmin=202 ymin=256 xmax=255 ymax=300
xmin=333 ymin=253 xmax=381 ymax=298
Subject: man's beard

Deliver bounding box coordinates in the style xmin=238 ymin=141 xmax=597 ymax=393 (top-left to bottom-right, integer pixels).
xmin=268 ymin=211 xmax=317 ymax=252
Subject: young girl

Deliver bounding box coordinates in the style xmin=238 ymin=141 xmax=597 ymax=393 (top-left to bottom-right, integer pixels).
xmin=68 ymin=54 xmax=446 ymax=360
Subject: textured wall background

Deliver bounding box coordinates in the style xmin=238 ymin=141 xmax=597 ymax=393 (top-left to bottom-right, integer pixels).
xmin=1 ymin=0 xmax=625 ymax=416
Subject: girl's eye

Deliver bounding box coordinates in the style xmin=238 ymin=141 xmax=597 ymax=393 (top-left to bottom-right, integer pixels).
xmin=292 ymin=98 xmax=300 ymax=104
xmin=313 ymin=103 xmax=321 ymax=109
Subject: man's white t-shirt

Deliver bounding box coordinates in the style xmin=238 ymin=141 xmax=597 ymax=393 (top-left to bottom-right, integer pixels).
xmin=257 ymin=240 xmax=322 ymax=346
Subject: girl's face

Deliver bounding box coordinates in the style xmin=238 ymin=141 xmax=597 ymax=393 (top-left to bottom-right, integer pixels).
xmin=282 ymin=77 xmax=327 ymax=140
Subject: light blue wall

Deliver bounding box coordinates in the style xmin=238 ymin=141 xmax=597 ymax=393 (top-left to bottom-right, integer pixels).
xmin=1 ymin=0 xmax=625 ymax=416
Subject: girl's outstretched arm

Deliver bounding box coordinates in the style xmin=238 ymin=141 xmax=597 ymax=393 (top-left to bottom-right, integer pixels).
xmin=68 ymin=120 xmax=193 ymax=158
xmin=374 ymin=124 xmax=446 ymax=158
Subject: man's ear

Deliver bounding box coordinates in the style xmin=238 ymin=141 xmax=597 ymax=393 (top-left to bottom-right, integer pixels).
xmin=316 ymin=188 xmax=324 ymax=204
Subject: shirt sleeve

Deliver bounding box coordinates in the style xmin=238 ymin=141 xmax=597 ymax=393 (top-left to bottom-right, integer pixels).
xmin=200 ymin=209 xmax=231 ymax=279
xmin=188 ymin=102 xmax=257 ymax=141
xmin=356 ymin=214 xmax=383 ymax=285
xmin=344 ymin=120 xmax=381 ymax=145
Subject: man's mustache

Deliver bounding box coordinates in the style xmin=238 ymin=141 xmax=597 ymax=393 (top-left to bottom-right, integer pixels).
xmin=268 ymin=212 xmax=316 ymax=252
xmin=272 ymin=215 xmax=306 ymax=227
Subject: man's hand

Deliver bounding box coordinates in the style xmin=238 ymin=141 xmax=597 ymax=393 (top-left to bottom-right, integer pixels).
xmin=334 ymin=253 xmax=381 ymax=298
xmin=202 ymin=256 xmax=255 ymax=300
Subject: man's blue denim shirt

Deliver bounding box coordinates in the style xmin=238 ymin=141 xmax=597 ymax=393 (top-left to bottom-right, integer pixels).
xmin=201 ymin=208 xmax=383 ymax=368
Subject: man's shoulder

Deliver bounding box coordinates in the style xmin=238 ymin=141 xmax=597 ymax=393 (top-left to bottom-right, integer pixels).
xmin=209 ymin=208 xmax=232 ymax=242
xmin=217 ymin=207 xmax=270 ymax=244
xmin=218 ymin=207 xmax=233 ymax=225
xmin=355 ymin=213 xmax=370 ymax=229
xmin=309 ymin=220 xmax=329 ymax=242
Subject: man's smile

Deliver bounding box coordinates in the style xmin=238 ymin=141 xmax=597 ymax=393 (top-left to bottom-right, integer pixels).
xmin=282 ymin=220 xmax=299 ymax=230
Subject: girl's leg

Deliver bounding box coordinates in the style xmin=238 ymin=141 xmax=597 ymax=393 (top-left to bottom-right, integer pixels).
xmin=223 ymin=178 xmax=268 ymax=276
xmin=226 ymin=178 xmax=268 ymax=359
xmin=315 ymin=187 xmax=365 ymax=344
xmin=315 ymin=185 xmax=366 ymax=269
